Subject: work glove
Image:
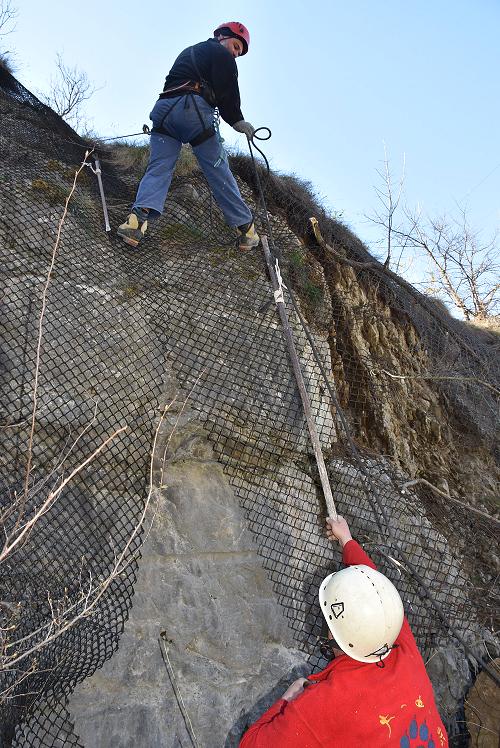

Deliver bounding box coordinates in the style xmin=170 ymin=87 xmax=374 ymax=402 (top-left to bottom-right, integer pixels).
xmin=233 ymin=120 xmax=255 ymax=138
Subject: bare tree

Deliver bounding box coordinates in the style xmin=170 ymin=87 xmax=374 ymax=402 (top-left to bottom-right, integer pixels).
xmin=398 ymin=206 xmax=500 ymax=322
xmin=370 ymin=145 xmax=406 ymax=270
xmin=368 ymin=152 xmax=500 ymax=321
xmin=0 ymin=0 xmax=16 ymax=37
xmin=43 ymin=53 xmax=96 ymax=131
xmin=0 ymin=0 xmax=17 ymax=71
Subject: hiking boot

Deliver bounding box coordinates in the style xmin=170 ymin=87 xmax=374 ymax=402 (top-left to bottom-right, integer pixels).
xmin=117 ymin=212 xmax=148 ymax=247
xmin=237 ymin=221 xmax=260 ymax=250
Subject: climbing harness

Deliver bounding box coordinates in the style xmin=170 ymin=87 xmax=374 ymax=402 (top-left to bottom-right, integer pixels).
xmin=152 ymin=46 xmax=218 ymax=149
xmin=189 ymin=45 xmax=217 ymax=108
xmin=150 ymin=92 xmax=215 ymax=148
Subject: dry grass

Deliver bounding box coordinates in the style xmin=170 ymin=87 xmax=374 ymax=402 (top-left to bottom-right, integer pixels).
xmin=469 ymin=316 xmax=500 ymax=334
xmin=110 ymin=141 xmax=150 ymax=175
xmin=110 ymin=141 xmax=199 ymax=179
xmin=229 ymin=153 xmax=366 ymax=260
xmin=174 ymin=145 xmax=199 ymax=177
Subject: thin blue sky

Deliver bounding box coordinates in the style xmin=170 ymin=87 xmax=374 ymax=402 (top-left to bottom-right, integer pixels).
xmin=8 ymin=0 xmax=500 ymax=262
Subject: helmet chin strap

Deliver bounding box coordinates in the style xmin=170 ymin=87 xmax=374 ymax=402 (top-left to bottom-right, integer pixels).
xmin=368 ymin=642 xmax=400 ymax=668
xmin=368 ymin=643 xmax=391 ymax=658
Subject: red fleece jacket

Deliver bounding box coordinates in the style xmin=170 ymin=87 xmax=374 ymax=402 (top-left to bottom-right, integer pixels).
xmin=240 ymin=540 xmax=448 ymax=748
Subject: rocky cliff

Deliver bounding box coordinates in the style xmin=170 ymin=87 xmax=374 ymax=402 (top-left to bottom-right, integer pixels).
xmin=1 ymin=69 xmax=498 ymax=747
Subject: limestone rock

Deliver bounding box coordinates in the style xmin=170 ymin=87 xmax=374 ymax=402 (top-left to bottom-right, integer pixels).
xmin=465 ymin=661 xmax=500 ymax=747
xmin=69 ymin=395 xmax=307 ymax=747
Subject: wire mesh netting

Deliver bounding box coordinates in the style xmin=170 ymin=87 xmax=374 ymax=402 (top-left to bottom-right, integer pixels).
xmin=0 ymin=69 xmax=499 ymax=746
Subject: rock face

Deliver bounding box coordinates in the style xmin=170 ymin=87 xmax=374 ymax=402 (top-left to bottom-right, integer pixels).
xmin=69 ymin=386 xmax=307 ymax=747
xmin=1 ymin=70 xmax=499 ymax=746
xmin=465 ymin=658 xmax=500 ymax=748
xmin=319 ymin=256 xmax=499 ymax=505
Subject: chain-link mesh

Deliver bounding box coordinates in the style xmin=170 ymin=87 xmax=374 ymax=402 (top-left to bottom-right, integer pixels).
xmin=0 ymin=68 xmax=498 ymax=746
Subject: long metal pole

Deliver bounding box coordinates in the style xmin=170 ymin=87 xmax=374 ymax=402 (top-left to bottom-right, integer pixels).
xmin=93 ymin=156 xmax=111 ymax=232
xmin=261 ymin=236 xmax=337 ymax=519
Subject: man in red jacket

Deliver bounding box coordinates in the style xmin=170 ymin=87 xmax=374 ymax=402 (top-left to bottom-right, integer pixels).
xmin=240 ymin=516 xmax=449 ymax=747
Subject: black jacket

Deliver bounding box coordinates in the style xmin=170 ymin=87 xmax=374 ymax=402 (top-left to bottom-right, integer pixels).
xmin=163 ymin=39 xmax=243 ymax=126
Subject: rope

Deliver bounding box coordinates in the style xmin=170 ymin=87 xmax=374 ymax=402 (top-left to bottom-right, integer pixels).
xmin=245 ymin=128 xmax=338 ymax=518
xmin=246 ymin=128 xmax=278 ymax=255
xmin=247 ymin=127 xmax=272 ymax=172
xmin=92 ymin=125 xmax=152 ymax=144
xmin=62 ymin=125 xmax=151 ymax=155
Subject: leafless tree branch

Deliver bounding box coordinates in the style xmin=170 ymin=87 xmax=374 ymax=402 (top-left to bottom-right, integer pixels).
xmin=395 ymin=206 xmax=500 ymax=320
xmin=400 ymin=478 xmax=500 ymax=527
xmin=1 ymin=425 xmax=127 ymax=566
xmin=380 ymin=368 xmax=500 ymax=397
xmin=370 ymin=145 xmax=406 ymax=269
xmin=367 ymin=155 xmax=500 ymax=320
xmin=21 ymin=151 xmax=94 ymax=521
xmin=0 ymin=150 xmax=138 ymax=704
xmin=43 ymin=53 xmax=97 ymax=131
xmin=0 ymin=0 xmax=17 ymax=37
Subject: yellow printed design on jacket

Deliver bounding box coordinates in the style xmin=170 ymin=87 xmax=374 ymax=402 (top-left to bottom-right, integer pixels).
xmin=377 ymin=695 xmax=447 ymax=747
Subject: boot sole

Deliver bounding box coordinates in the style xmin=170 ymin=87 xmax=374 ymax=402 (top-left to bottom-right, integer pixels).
xmin=120 ymin=236 xmax=140 ymax=247
xmin=239 ymin=240 xmax=260 ymax=251
xmin=117 ymin=230 xmax=141 ymax=247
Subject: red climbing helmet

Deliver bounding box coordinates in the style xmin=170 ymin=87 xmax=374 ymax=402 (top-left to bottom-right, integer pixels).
xmin=213 ymin=21 xmax=250 ymax=55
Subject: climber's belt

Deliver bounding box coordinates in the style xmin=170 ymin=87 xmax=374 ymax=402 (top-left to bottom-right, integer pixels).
xmin=159 ymin=81 xmax=203 ymax=99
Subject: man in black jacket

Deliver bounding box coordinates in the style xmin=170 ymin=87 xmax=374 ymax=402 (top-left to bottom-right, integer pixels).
xmin=118 ymin=22 xmax=259 ymax=250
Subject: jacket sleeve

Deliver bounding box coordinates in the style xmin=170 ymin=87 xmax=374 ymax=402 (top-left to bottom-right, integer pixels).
xmin=210 ymin=46 xmax=244 ymax=125
xmin=342 ymin=539 xmax=377 ymax=569
xmin=239 ymin=697 xmax=319 ymax=748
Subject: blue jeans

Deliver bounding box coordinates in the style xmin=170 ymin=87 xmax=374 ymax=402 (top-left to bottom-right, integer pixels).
xmin=132 ymin=95 xmax=252 ymax=227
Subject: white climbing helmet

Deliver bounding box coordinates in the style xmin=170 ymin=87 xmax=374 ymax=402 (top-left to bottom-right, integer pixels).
xmin=318 ymin=565 xmax=404 ymax=664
